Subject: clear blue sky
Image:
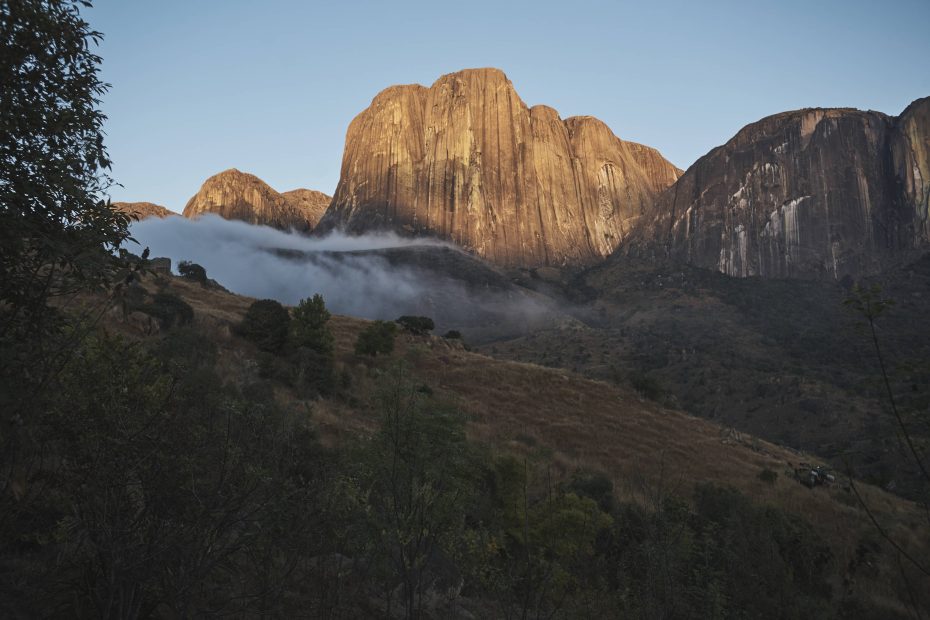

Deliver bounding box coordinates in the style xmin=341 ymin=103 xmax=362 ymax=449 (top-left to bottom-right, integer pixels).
xmin=91 ymin=0 xmax=930 ymax=212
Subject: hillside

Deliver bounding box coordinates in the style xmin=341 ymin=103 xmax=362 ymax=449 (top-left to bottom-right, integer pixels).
xmin=96 ymin=271 xmax=930 ymax=618
xmin=483 ymin=253 xmax=930 ymax=501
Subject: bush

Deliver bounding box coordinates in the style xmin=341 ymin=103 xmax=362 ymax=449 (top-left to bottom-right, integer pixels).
xmin=139 ymin=293 xmax=194 ymax=328
xmin=396 ymin=315 xmax=434 ymax=335
xmin=291 ymin=294 xmax=334 ymax=354
xmin=443 ymin=330 xmax=462 ymax=340
xmin=178 ymin=260 xmax=207 ymax=284
xmin=758 ymin=468 xmax=778 ymax=485
xmin=569 ymin=469 xmax=616 ymax=513
xmin=355 ymin=321 xmax=397 ymax=356
xmin=630 ymin=371 xmax=665 ymax=401
xmin=238 ymin=299 xmax=291 ymax=353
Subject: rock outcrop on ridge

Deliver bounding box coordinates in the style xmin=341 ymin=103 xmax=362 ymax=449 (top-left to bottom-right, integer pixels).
xmin=182 ymin=169 xmax=331 ymax=232
xmin=281 ymin=188 xmax=331 ymax=229
xmin=625 ymin=97 xmax=930 ymax=279
xmin=113 ymin=201 xmax=175 ymax=220
xmin=316 ymin=68 xmax=681 ymax=267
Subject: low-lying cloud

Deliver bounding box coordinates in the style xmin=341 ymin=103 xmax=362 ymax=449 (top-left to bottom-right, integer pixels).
xmin=127 ymin=215 xmax=567 ymax=341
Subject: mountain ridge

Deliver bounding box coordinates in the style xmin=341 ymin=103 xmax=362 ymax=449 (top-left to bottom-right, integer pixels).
xmin=182 ymin=168 xmax=331 ymax=231
xmin=622 ymin=97 xmax=930 ymax=279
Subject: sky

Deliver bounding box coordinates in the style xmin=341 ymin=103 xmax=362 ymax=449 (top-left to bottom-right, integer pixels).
xmin=91 ymin=0 xmax=930 ymax=213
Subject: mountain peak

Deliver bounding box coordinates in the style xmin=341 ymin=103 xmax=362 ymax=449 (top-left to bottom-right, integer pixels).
xmin=317 ymin=69 xmax=680 ymax=267
xmin=182 ymin=170 xmax=331 ymax=232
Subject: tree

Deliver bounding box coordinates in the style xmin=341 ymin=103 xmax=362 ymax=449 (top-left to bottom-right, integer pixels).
xmin=291 ymin=294 xmax=334 ymax=354
xmin=177 ymin=260 xmax=207 ymax=284
xmin=353 ymin=364 xmax=475 ymax=618
xmin=0 ymin=0 xmax=130 ymax=328
xmin=238 ymin=299 xmax=291 ymax=353
xmin=355 ymin=320 xmax=397 ymax=356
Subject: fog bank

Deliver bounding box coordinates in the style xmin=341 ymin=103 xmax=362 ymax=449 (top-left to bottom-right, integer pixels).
xmin=127 ymin=215 xmax=568 ymax=340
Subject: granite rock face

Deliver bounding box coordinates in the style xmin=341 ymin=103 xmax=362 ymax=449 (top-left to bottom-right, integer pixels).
xmin=317 ymin=68 xmax=680 ymax=267
xmin=626 ymin=98 xmax=930 ymax=279
xmin=182 ymin=169 xmax=331 ymax=232
xmin=281 ymin=189 xmax=331 ymax=229
xmin=113 ymin=201 xmax=175 ymax=220
xmin=891 ymin=97 xmax=930 ymax=245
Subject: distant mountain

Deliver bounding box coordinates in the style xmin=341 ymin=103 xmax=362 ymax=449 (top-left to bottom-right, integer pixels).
xmin=281 ymin=188 xmax=331 ymax=229
xmin=113 ymin=201 xmax=175 ymax=220
xmin=316 ymin=68 xmax=681 ymax=267
xmin=624 ymin=97 xmax=930 ymax=279
xmin=182 ymin=168 xmax=331 ymax=232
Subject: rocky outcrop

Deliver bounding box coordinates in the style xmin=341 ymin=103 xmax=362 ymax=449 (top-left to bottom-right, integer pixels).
xmin=316 ymin=68 xmax=680 ymax=267
xmin=626 ymin=98 xmax=930 ymax=279
xmin=113 ymin=201 xmax=175 ymax=220
xmin=281 ymin=189 xmax=331 ymax=229
xmin=890 ymin=97 xmax=930 ymax=244
xmin=182 ymin=169 xmax=331 ymax=232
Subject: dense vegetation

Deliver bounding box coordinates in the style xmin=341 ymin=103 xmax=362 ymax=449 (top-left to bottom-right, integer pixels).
xmin=355 ymin=320 xmax=399 ymax=356
xmin=1 ymin=322 xmax=843 ymax=618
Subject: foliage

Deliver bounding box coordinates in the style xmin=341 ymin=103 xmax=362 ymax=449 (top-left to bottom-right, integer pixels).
xmin=1 ymin=331 xmax=326 ymax=617
xmin=291 ymin=294 xmax=334 ymax=354
xmin=630 ymin=371 xmax=666 ymax=401
xmin=139 ymin=292 xmax=194 ymax=328
xmin=238 ymin=298 xmax=291 ymax=353
xmin=355 ymin=320 xmax=397 ymax=356
xmin=396 ymin=315 xmax=435 ymax=335
xmin=347 ymin=363 xmax=476 ymax=617
xmin=177 ymin=260 xmax=207 ymax=284
xmin=443 ymin=329 xmax=462 ymax=340
xmin=0 ymin=0 xmax=130 ymax=426
xmin=0 ymin=0 xmax=130 ymax=310
xmin=758 ymin=468 xmax=778 ymax=484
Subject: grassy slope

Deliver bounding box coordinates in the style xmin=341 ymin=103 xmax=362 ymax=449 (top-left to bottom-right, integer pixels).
xmin=106 ymin=274 xmax=930 ymax=616
xmin=484 ymin=255 xmax=930 ymax=502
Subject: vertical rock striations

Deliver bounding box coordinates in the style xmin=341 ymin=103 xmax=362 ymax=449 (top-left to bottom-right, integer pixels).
xmin=891 ymin=97 xmax=930 ymax=245
xmin=317 ymin=68 xmax=681 ymax=267
xmin=182 ymin=168 xmax=331 ymax=232
xmin=281 ymin=189 xmax=332 ymax=230
xmin=626 ymin=98 xmax=930 ymax=279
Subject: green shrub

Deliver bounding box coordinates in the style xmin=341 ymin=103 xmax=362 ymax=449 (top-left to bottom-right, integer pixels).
xmin=443 ymin=330 xmax=462 ymax=340
xmin=396 ymin=315 xmax=434 ymax=335
xmin=178 ymin=260 xmax=207 ymax=284
xmin=291 ymin=294 xmax=334 ymax=354
xmin=569 ymin=468 xmax=616 ymax=513
xmin=294 ymin=347 xmax=335 ymax=397
xmin=758 ymin=468 xmax=778 ymax=485
xmin=355 ymin=320 xmax=397 ymax=356
xmin=140 ymin=292 xmax=194 ymax=328
xmin=238 ymin=299 xmax=291 ymax=353
xmin=629 ymin=371 xmax=665 ymax=401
